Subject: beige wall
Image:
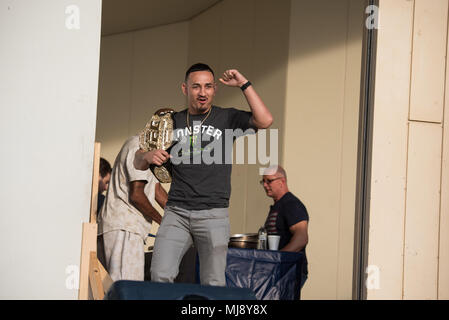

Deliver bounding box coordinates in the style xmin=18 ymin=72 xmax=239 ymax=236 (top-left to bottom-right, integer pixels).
xmin=284 ymin=0 xmax=364 ymax=299
xmin=367 ymin=0 xmax=449 ymax=299
xmin=96 ymin=0 xmax=364 ymax=300
xmin=96 ymin=22 xmax=189 ymax=163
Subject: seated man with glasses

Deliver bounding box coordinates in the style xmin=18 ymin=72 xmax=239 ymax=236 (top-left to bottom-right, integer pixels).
xmin=260 ymin=165 xmax=309 ymax=289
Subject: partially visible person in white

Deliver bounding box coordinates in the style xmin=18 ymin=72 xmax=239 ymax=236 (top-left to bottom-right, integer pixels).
xmin=97 ymin=135 xmax=168 ymax=281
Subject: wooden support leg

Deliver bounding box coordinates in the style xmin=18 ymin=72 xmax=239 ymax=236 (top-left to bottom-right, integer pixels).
xmin=78 ymin=222 xmax=97 ymax=300
xmin=79 ymin=142 xmax=113 ymax=300
xmin=89 ymin=251 xmax=104 ymax=300
xmin=98 ymin=259 xmax=113 ymax=294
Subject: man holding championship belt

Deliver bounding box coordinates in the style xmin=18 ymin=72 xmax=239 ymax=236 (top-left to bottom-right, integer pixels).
xmin=134 ymin=63 xmax=273 ymax=286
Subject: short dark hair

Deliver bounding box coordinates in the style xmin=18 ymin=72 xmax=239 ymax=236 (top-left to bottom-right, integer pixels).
xmin=185 ymin=63 xmax=214 ymax=81
xmin=99 ymin=157 xmax=112 ymax=178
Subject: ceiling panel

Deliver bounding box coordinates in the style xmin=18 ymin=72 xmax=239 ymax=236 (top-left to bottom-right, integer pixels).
xmin=102 ymin=0 xmax=221 ymax=36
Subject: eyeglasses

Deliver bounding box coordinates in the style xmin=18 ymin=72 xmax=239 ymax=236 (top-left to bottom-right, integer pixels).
xmin=259 ymin=177 xmax=283 ymax=185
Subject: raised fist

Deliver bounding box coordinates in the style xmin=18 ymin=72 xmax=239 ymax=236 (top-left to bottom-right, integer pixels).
xmin=219 ymin=69 xmax=248 ymax=88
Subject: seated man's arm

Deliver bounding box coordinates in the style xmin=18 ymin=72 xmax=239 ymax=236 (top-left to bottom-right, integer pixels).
xmin=280 ymin=220 xmax=308 ymax=253
xmin=155 ymin=182 xmax=168 ymax=209
xmin=129 ymin=180 xmax=163 ymax=225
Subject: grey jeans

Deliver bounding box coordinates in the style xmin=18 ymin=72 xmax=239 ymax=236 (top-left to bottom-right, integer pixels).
xmin=150 ymin=205 xmax=230 ymax=286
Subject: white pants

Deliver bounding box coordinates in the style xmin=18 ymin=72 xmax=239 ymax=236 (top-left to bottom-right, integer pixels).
xmin=102 ymin=230 xmax=145 ymax=282
xmin=150 ymin=206 xmax=230 ymax=286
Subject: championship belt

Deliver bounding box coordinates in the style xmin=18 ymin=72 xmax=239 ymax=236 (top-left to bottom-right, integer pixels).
xmin=139 ymin=108 xmax=175 ymax=183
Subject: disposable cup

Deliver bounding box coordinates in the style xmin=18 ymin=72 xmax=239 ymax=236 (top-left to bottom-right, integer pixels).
xmin=268 ymin=235 xmax=281 ymax=250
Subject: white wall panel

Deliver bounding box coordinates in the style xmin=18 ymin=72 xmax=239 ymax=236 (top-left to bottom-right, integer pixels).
xmin=0 ymin=0 xmax=102 ymax=299
xmin=409 ymin=0 xmax=448 ymax=123
xmin=403 ymin=122 xmax=442 ymax=299
xmin=367 ymin=0 xmax=414 ymax=300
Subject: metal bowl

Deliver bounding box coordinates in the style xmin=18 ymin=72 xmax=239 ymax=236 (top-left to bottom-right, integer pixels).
xmin=228 ymin=233 xmax=259 ymax=249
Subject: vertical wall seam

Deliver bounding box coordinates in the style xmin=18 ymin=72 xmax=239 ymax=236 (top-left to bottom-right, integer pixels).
xmin=402 ymin=124 xmax=410 ymax=300
xmin=401 ymin=0 xmax=416 ymax=300
xmin=280 ymin=0 xmax=293 ymax=170
xmin=185 ymin=21 xmax=190 ymax=70
xmin=244 ymin=0 xmax=257 ymax=232
xmin=354 ymin=0 xmax=377 ymax=300
xmin=217 ymin=1 xmax=224 ymax=92
xmin=281 ymin=0 xmax=294 ymax=167
xmin=335 ymin=0 xmax=352 ymax=299
xmin=436 ymin=0 xmax=449 ymax=300
xmin=186 ymin=17 xmax=192 ymax=67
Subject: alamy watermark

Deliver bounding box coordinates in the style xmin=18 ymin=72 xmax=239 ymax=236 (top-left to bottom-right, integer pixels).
xmin=65 ymin=5 xmax=80 ymax=30
xmin=169 ymin=121 xmax=278 ymax=175
xmin=366 ymin=265 xmax=380 ymax=290
xmin=365 ymin=5 xmax=379 ymax=30
xmin=65 ymin=265 xmax=79 ymax=290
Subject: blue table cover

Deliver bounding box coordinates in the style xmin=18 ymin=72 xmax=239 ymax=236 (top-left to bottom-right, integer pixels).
xmin=225 ymin=248 xmax=305 ymax=300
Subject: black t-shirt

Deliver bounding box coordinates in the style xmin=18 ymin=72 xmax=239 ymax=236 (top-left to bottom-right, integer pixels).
xmin=264 ymin=192 xmax=309 ymax=273
xmin=166 ymin=105 xmax=255 ymax=210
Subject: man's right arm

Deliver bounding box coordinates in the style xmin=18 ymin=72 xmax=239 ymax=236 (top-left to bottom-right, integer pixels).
xmin=134 ymin=149 xmax=170 ymax=171
xmin=129 ymin=180 xmax=163 ymax=225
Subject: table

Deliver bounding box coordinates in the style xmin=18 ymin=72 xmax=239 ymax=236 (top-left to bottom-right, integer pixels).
xmin=225 ymin=248 xmax=305 ymax=300
xmin=195 ymin=247 xmax=306 ymax=300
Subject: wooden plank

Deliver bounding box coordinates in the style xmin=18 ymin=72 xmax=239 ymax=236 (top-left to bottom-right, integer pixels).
xmin=403 ymin=122 xmax=442 ymax=299
xmin=366 ymin=0 xmax=414 ymax=300
xmin=98 ymin=260 xmax=113 ymax=295
xmin=438 ymin=9 xmax=449 ymax=298
xmin=89 ymin=251 xmax=104 ymax=300
xmin=90 ymin=142 xmax=101 ymax=223
xmin=78 ymin=222 xmax=97 ymax=300
xmin=409 ymin=0 xmax=448 ymax=123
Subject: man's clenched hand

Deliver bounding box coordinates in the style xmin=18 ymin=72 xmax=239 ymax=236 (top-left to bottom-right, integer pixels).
xmin=134 ymin=149 xmax=170 ymax=171
xmin=219 ymin=69 xmax=248 ymax=88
